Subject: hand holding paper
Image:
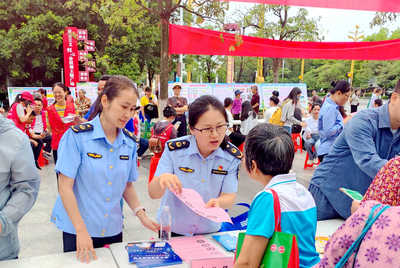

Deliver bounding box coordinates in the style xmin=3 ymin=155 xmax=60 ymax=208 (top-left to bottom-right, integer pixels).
xmin=173 ymin=188 xmax=232 ymax=223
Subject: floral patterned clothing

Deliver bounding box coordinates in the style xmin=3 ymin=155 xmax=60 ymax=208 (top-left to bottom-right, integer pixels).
xmin=315 ymin=200 xmax=400 ymax=268
xmin=362 ymin=155 xmax=400 ymax=206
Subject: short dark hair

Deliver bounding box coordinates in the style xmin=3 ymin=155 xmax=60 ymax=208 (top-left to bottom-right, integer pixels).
xmin=329 ymin=80 xmax=350 ymax=95
xmin=34 ymin=97 xmax=43 ymax=103
xmin=374 ymin=98 xmax=383 ymax=107
xmin=163 ymin=106 xmax=176 ymax=118
xmin=311 ymin=102 xmax=321 ymax=111
xmin=224 ymin=97 xmax=233 ymax=108
xmin=269 ymin=96 xmax=279 ymax=105
xmin=272 ymin=90 xmax=279 ymax=97
xmin=245 ymin=124 xmax=294 ymax=176
xmin=144 ymin=86 xmax=152 ymax=92
xmin=99 ymin=75 xmax=111 ymax=82
xmin=37 ymin=88 xmax=46 ymax=95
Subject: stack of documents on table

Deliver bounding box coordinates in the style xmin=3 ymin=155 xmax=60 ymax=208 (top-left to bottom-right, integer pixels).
xmin=125 ymin=241 xmax=182 ymax=268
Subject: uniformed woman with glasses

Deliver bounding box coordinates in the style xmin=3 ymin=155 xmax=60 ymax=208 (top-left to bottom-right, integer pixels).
xmin=148 ymin=95 xmax=242 ymax=236
xmin=51 ymin=75 xmax=159 ymax=263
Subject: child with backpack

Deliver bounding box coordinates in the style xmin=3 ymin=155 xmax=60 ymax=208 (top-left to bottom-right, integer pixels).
xmin=148 ymin=106 xmax=177 ymax=183
xmin=234 ymin=124 xmax=319 ymax=268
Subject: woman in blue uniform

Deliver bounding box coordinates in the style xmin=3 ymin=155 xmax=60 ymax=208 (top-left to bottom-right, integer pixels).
xmin=51 ymin=75 xmax=158 ymax=263
xmin=148 ymin=95 xmax=242 ymax=236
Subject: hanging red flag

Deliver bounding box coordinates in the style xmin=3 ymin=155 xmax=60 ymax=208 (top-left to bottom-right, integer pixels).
xmin=169 ymin=24 xmax=400 ymax=61
xmin=216 ymin=0 xmax=400 ymax=13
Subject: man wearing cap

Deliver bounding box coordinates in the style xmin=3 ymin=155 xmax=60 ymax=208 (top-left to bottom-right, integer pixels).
xmin=168 ymin=83 xmax=188 ymax=137
xmin=7 ymin=91 xmax=35 ymax=132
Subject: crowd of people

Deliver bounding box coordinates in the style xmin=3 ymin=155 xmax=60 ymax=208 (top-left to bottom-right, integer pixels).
xmin=0 ymin=74 xmax=399 ymax=268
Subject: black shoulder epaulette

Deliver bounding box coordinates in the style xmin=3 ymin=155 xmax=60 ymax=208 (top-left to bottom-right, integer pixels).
xmin=167 ymin=140 xmax=190 ymax=151
xmin=224 ymin=142 xmax=243 ymax=160
xmin=122 ymin=128 xmax=138 ymax=143
xmin=71 ymin=123 xmax=93 ymax=133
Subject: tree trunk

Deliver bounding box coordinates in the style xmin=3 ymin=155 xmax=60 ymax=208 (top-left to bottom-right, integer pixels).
xmin=237 ymin=56 xmax=244 ymax=83
xmin=148 ymin=68 xmax=155 ymax=88
xmin=272 ymin=58 xmax=281 ymax=83
xmin=158 ymin=0 xmax=173 ymax=120
xmin=159 ymin=7 xmax=170 ymax=115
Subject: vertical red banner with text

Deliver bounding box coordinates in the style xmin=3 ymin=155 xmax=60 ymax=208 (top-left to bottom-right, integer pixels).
xmin=63 ymin=27 xmax=79 ymax=88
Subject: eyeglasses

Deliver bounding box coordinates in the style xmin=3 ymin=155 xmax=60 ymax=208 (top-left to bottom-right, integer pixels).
xmin=193 ymin=124 xmax=228 ymax=136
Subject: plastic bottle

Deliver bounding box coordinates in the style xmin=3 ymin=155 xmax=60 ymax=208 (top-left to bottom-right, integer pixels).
xmin=159 ymin=205 xmax=171 ymax=241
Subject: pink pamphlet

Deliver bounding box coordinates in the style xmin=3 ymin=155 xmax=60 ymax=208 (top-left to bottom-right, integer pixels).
xmin=173 ymin=188 xmax=232 ymax=223
xmin=191 ymin=257 xmax=234 ymax=268
xmin=169 ymin=236 xmax=227 ymax=261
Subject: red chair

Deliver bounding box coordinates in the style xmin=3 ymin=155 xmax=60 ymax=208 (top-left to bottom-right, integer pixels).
xmin=238 ymin=143 xmax=244 ymax=153
xmin=38 ymin=149 xmax=49 ymax=167
xmin=304 ymin=146 xmax=320 ymax=169
xmin=291 ymin=133 xmax=303 ymax=153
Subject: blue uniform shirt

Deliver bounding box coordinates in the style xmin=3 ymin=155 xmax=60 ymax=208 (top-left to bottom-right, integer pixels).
xmin=310 ymin=104 xmax=400 ymax=218
xmin=246 ymin=174 xmax=320 ymax=268
xmin=154 ymin=135 xmax=241 ymax=235
xmin=51 ymin=115 xmax=138 ymax=237
xmin=317 ymin=97 xmax=344 ymax=156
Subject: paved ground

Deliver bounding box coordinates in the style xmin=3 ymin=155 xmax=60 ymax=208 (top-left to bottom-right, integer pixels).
xmin=17 ymin=98 xmax=372 ymax=258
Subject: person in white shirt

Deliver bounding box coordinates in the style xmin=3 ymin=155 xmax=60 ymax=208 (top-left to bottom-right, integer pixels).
xmin=264 ymin=96 xmax=280 ymax=123
xmin=240 ymin=101 xmax=258 ymax=135
xmin=303 ymin=103 xmax=321 ymax=165
xmin=224 ymin=98 xmax=245 ymax=147
xmin=367 ymin=87 xmax=382 ymax=109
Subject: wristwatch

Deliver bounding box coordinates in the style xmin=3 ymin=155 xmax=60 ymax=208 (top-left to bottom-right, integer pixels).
xmin=134 ymin=206 xmax=146 ymax=216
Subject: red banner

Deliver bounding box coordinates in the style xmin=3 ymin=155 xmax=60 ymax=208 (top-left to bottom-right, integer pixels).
xmin=77 ymin=29 xmax=88 ymax=41
xmin=216 ymin=0 xmax=400 ymax=12
xmin=169 ymin=24 xmax=400 ymax=61
xmin=85 ymin=40 xmax=96 ymax=52
xmin=63 ymin=27 xmax=79 ymax=88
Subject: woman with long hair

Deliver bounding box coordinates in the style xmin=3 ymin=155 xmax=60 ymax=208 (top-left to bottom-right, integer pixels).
xmin=240 ymin=100 xmax=258 ymax=135
xmin=51 ymin=75 xmax=158 ymax=262
xmin=281 ymin=87 xmax=306 ymax=134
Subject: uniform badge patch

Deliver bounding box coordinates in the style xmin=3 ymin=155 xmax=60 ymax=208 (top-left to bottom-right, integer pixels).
xmin=179 ymin=167 xmax=194 ymax=173
xmin=167 ymin=140 xmax=190 ymax=151
xmin=87 ymin=152 xmax=102 ymax=159
xmin=211 ymin=169 xmax=228 ymax=175
xmin=71 ymin=123 xmax=93 ymax=133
